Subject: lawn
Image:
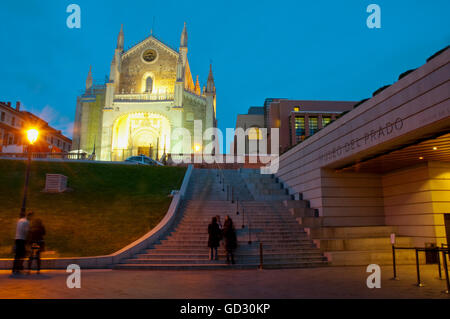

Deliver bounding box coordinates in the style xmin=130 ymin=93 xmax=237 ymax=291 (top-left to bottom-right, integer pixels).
xmin=0 ymin=159 xmax=186 ymax=257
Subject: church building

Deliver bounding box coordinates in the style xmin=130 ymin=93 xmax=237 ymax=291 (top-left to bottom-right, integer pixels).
xmin=73 ymin=23 xmax=217 ymax=161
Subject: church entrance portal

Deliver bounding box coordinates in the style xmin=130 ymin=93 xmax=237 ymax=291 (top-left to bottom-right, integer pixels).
xmin=111 ymin=112 xmax=171 ymax=161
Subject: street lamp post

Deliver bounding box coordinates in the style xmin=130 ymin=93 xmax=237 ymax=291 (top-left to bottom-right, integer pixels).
xmin=20 ymin=129 xmax=39 ymax=215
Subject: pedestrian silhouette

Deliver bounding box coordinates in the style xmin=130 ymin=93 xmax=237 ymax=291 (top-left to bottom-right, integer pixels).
xmin=27 ymin=218 xmax=46 ymax=274
xmin=12 ymin=211 xmax=33 ymax=275
xmin=223 ymin=215 xmax=237 ymax=264
xmin=208 ymin=217 xmax=221 ymax=260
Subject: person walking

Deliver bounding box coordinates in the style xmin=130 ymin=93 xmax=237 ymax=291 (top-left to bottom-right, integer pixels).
xmin=27 ymin=218 xmax=46 ymax=274
xmin=12 ymin=211 xmax=33 ymax=274
xmin=208 ymin=217 xmax=221 ymax=260
xmin=223 ymin=215 xmax=237 ymax=264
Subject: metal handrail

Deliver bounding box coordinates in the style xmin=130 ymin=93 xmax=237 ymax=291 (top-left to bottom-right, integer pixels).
xmin=391 ymin=245 xmax=449 ymax=293
xmin=214 ymin=160 xmax=225 ymax=192
xmin=247 ymin=207 xmax=252 ymax=245
xmin=259 ymin=242 xmax=263 ymax=270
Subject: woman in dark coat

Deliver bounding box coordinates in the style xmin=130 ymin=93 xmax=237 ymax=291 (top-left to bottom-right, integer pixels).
xmin=223 ymin=215 xmax=237 ymax=264
xmin=208 ymin=217 xmax=221 ymax=260
xmin=27 ymin=218 xmax=46 ymax=273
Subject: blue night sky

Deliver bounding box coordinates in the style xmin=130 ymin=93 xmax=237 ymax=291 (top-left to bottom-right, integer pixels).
xmin=0 ymin=0 xmax=449 ymax=152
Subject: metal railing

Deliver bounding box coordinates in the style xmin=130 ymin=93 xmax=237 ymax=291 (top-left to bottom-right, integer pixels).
xmin=114 ymin=92 xmax=174 ymax=102
xmin=391 ymin=244 xmax=450 ymax=293
xmin=0 ymin=152 xmax=86 ymax=160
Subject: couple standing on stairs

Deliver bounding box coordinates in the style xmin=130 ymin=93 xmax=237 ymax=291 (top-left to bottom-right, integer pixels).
xmin=208 ymin=215 xmax=237 ymax=264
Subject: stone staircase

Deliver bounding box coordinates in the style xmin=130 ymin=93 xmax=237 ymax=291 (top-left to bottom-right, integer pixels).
xmin=115 ymin=168 xmax=328 ymax=270
xmin=239 ymin=169 xmax=292 ymax=201
xmin=240 ymin=170 xmax=418 ymax=266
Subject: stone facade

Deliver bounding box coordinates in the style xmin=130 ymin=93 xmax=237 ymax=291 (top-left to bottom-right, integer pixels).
xmin=0 ymin=101 xmax=71 ymax=153
xmin=118 ymin=39 xmax=178 ymax=95
xmin=73 ymin=24 xmax=216 ymax=161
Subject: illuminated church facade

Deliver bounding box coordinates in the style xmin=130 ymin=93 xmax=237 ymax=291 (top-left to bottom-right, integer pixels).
xmin=73 ymin=24 xmax=217 ymax=161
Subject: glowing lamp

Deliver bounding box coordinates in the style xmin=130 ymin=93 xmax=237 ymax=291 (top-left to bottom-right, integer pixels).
xmin=26 ymin=129 xmax=39 ymax=144
xmin=194 ymin=144 xmax=201 ymax=152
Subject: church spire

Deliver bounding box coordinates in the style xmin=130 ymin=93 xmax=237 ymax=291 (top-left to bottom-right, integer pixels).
xmin=117 ymin=24 xmax=124 ymax=51
xmin=206 ymin=64 xmax=215 ymax=93
xmin=180 ymin=22 xmax=188 ymax=48
xmin=195 ymin=75 xmax=201 ymax=95
xmin=85 ymin=65 xmax=93 ymax=91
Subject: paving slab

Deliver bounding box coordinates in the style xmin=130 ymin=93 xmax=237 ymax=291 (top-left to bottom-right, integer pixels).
xmin=1 ymin=265 xmax=449 ymax=299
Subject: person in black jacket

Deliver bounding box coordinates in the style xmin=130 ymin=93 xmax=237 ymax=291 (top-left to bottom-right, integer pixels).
xmin=208 ymin=217 xmax=221 ymax=260
xmin=223 ymin=215 xmax=237 ymax=264
xmin=27 ymin=218 xmax=46 ymax=274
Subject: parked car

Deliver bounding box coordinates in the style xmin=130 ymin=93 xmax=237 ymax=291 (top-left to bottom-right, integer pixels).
xmin=125 ymin=155 xmax=164 ymax=166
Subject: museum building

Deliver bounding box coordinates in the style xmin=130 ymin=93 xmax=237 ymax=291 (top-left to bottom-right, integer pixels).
xmin=274 ymin=47 xmax=450 ymax=250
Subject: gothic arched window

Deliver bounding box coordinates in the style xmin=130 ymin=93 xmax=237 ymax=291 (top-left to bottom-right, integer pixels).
xmin=145 ymin=77 xmax=153 ymax=93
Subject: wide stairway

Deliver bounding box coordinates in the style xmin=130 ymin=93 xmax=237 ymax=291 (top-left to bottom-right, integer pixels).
xmin=115 ymin=168 xmax=328 ymax=269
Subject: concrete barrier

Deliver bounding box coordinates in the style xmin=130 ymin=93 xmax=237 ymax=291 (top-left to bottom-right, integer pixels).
xmin=0 ymin=164 xmax=193 ymax=270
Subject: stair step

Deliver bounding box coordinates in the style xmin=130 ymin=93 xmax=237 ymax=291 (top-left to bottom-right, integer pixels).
xmin=124 ymin=256 xmax=327 ymax=264
xmin=137 ymin=252 xmax=323 ymax=259
xmin=115 ymin=261 xmax=328 ymax=270
xmin=146 ymin=248 xmax=321 ymax=254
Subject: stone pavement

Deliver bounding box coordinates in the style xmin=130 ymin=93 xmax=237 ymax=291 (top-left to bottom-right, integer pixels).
xmin=1 ymin=265 xmax=449 ymax=299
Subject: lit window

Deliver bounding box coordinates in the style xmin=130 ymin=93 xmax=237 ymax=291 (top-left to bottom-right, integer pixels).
xmin=309 ymin=117 xmax=318 ymax=135
xmin=293 ymin=106 xmax=300 ymax=112
xmin=145 ymin=77 xmax=153 ymax=93
xmin=295 ymin=117 xmax=305 ymax=136
xmin=322 ymin=117 xmax=331 ymax=127
xmin=248 ymin=127 xmax=262 ymax=140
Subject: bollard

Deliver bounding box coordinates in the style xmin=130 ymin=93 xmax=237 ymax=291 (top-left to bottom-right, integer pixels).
xmin=248 ymin=217 xmax=252 ymax=245
xmin=415 ymin=249 xmax=424 ymax=287
xmin=437 ymin=247 xmax=443 ymax=280
xmin=442 ymin=250 xmax=450 ymax=294
xmin=259 ymin=242 xmax=263 ymax=270
xmin=391 ymin=245 xmax=399 ymax=280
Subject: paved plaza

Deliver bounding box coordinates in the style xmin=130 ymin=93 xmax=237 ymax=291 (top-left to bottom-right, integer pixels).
xmin=1 ymin=265 xmax=449 ymax=299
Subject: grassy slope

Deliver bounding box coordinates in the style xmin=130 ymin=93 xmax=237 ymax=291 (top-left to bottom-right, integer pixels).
xmin=0 ymin=159 xmax=186 ymax=257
